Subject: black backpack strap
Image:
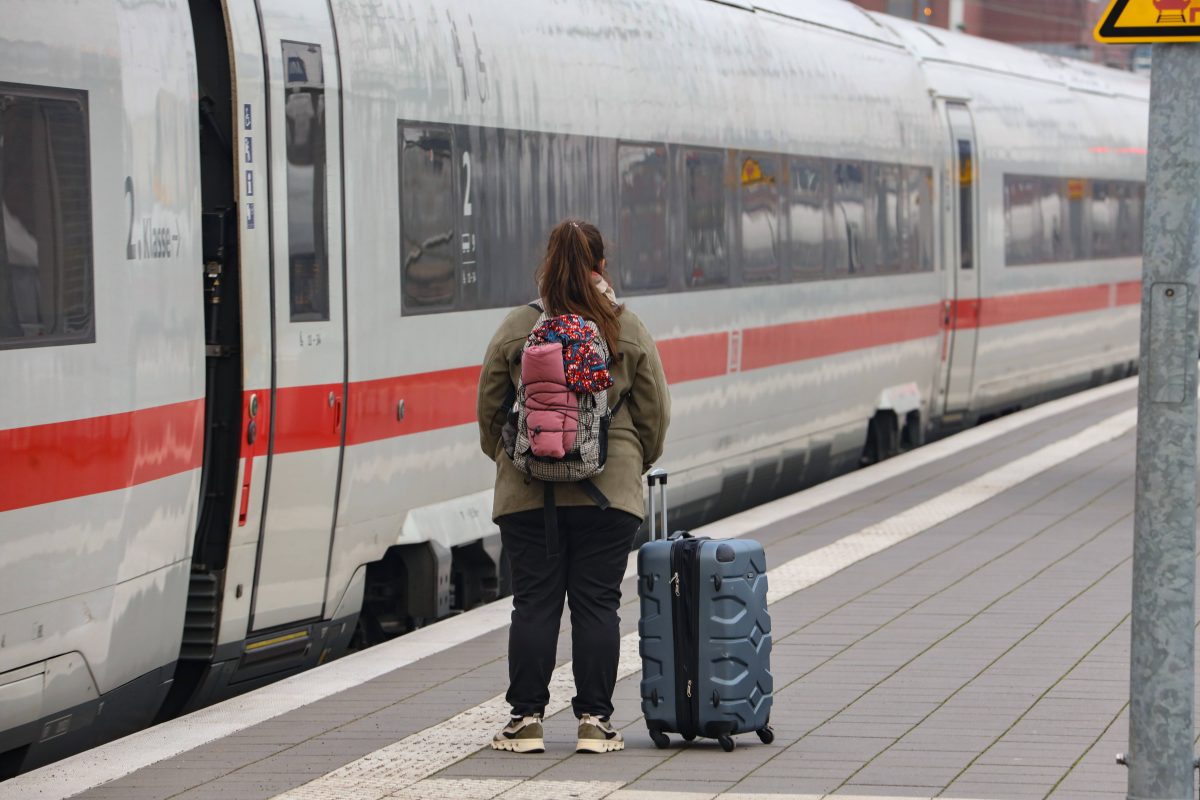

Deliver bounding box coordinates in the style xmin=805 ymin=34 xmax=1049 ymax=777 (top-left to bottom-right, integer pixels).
xmin=610 ymin=391 xmax=630 ymax=417
xmin=543 ymin=479 xmax=611 ymax=559
xmin=579 ymin=478 xmax=611 ymax=511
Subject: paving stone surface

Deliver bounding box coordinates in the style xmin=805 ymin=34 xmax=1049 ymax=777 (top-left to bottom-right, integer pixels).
xmin=57 ymin=387 xmax=1200 ymax=800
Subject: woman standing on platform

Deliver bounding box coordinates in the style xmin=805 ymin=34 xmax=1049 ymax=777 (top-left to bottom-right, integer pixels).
xmin=476 ymin=219 xmax=671 ymax=754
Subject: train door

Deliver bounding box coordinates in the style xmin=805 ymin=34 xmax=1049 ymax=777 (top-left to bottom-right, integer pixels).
xmin=250 ymin=0 xmax=348 ymax=632
xmin=940 ymin=102 xmax=980 ymax=415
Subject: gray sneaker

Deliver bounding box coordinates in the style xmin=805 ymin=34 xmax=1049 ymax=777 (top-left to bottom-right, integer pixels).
xmin=491 ymin=715 xmax=545 ymax=753
xmin=576 ymin=714 xmax=624 ymax=753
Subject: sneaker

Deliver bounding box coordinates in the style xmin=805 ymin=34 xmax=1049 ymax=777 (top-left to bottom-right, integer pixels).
xmin=491 ymin=715 xmax=545 ymax=753
xmin=576 ymin=714 xmax=624 ymax=753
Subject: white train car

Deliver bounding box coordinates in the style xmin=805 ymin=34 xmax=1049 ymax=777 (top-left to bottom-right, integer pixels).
xmin=0 ymin=0 xmax=1146 ymax=775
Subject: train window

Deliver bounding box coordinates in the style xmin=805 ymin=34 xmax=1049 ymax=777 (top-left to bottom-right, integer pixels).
xmin=519 ymin=130 xmax=547 ymax=277
xmin=738 ymin=152 xmax=782 ymax=284
xmin=399 ymin=125 xmax=456 ymax=312
xmin=1038 ymin=177 xmax=1066 ymax=263
xmin=1005 ymin=175 xmax=1041 ymax=266
xmin=904 ymin=166 xmax=934 ymax=272
xmin=283 ymin=41 xmax=329 ymax=322
xmin=789 ymin=158 xmax=826 ymax=279
xmin=1065 ymin=178 xmax=1086 ymax=260
xmin=873 ymin=164 xmax=903 ymax=274
xmin=470 ymin=126 xmax=526 ymax=310
xmin=0 ymin=86 xmax=93 ymax=349
xmin=617 ymin=143 xmax=669 ymax=292
xmin=682 ymin=148 xmax=728 ymax=287
xmin=1005 ymin=174 xmax=1141 ymax=265
xmin=1116 ymin=182 xmax=1145 ymax=257
xmin=829 ymin=161 xmax=866 ymax=275
xmin=1090 ymin=180 xmax=1118 ymax=259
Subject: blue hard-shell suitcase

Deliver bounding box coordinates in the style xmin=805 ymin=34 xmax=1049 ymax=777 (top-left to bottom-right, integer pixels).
xmin=637 ymin=469 xmax=774 ymax=751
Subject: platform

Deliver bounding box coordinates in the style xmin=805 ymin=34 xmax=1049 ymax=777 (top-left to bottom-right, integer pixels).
xmin=4 ymin=376 xmax=1177 ymax=800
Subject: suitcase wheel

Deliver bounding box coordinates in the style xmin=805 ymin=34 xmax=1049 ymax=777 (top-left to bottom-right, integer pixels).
xmin=682 ymin=733 xmax=695 ymax=742
xmin=757 ymin=726 xmax=775 ymax=745
xmin=650 ymin=730 xmax=670 ymax=749
xmin=718 ymin=734 xmax=735 ymax=752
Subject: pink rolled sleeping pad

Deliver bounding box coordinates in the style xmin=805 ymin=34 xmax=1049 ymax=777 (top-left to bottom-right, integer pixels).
xmin=522 ymin=342 xmax=579 ymax=458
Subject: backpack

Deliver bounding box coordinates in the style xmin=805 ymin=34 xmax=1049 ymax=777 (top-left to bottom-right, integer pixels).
xmin=502 ymin=303 xmax=628 ymax=552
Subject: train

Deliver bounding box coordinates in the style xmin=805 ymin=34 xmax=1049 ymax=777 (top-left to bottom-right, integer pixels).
xmin=0 ymin=0 xmax=1148 ymax=777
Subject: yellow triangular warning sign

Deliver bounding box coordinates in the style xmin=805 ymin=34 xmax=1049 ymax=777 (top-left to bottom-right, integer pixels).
xmin=1096 ymin=0 xmax=1200 ymax=42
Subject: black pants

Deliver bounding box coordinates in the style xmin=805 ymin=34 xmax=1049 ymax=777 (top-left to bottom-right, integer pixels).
xmin=498 ymin=505 xmax=639 ymax=720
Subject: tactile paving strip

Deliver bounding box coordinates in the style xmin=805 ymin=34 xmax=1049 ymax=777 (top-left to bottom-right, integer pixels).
xmin=385 ymin=783 xmax=989 ymax=800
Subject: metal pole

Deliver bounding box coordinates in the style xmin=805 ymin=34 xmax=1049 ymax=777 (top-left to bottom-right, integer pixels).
xmin=1128 ymin=42 xmax=1200 ymax=800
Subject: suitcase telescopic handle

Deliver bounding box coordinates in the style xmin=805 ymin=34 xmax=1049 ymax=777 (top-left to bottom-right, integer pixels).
xmin=647 ymin=468 xmax=668 ymax=541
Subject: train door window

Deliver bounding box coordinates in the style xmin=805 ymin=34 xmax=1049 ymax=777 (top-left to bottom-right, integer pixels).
xmin=0 ymin=86 xmax=93 ymax=349
xmin=399 ymin=125 xmax=456 ymax=312
xmin=682 ymin=148 xmax=728 ymax=288
xmin=617 ymin=143 xmax=669 ymax=293
xmin=1089 ymin=180 xmax=1117 ymax=259
xmin=283 ymin=41 xmax=329 ymax=321
xmin=737 ymin=152 xmax=782 ymax=284
xmin=1004 ymin=174 xmax=1041 ymax=266
xmin=873 ymin=163 xmax=903 ymax=274
xmin=829 ymin=161 xmax=866 ymax=276
xmin=904 ymin=166 xmax=934 ymax=272
xmin=956 ymin=139 xmax=974 ymax=270
xmin=788 ymin=158 xmax=826 ymax=279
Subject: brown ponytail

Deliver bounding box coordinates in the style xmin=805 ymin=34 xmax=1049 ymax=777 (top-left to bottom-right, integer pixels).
xmin=536 ymin=219 xmax=623 ymax=357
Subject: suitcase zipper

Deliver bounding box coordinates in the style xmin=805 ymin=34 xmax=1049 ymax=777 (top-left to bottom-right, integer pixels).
xmin=670 ymin=539 xmax=702 ymax=739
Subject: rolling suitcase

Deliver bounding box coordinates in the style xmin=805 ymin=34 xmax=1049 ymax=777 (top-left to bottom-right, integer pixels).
xmin=637 ymin=468 xmax=774 ymax=751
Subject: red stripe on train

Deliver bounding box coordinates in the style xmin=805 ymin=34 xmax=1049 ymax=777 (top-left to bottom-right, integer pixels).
xmin=1115 ymin=280 xmax=1141 ymax=306
xmin=0 ymin=280 xmax=1144 ymax=512
xmin=270 ymin=383 xmax=343 ymax=454
xmin=950 ymin=280 xmax=1141 ymax=330
xmin=0 ymin=399 xmax=204 ymax=513
xmin=347 ymin=365 xmax=482 ymax=446
xmin=952 ymin=285 xmax=1110 ymax=329
xmin=657 ymin=332 xmax=728 ymax=384
xmin=743 ymin=305 xmax=942 ymax=371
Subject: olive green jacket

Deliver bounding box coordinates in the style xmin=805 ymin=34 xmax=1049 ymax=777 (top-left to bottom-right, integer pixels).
xmin=477 ymin=305 xmax=671 ymax=521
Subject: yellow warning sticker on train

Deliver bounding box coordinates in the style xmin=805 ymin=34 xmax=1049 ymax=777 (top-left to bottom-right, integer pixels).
xmin=1096 ymin=0 xmax=1200 ymax=42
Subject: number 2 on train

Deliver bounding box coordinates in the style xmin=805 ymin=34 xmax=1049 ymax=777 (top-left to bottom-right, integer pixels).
xmin=461 ymin=150 xmax=473 ymax=217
